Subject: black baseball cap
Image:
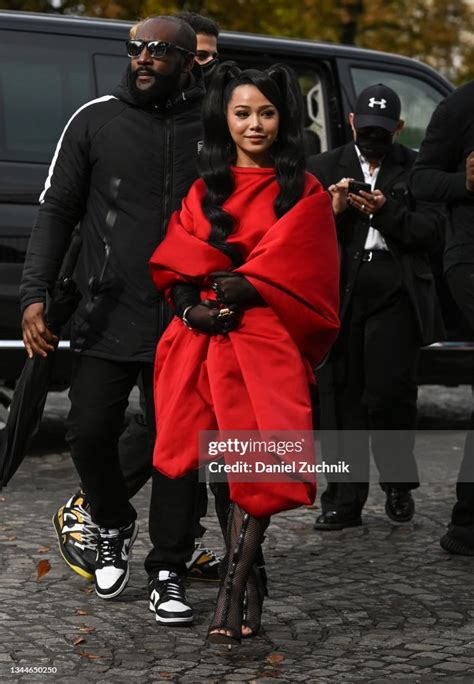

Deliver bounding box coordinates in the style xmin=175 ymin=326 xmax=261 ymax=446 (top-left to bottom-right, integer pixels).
xmin=353 ymin=84 xmax=402 ymax=133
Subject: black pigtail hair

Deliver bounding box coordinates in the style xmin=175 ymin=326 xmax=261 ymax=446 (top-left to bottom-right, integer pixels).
xmin=198 ymin=61 xmax=306 ymax=251
xmin=266 ymin=63 xmax=306 ymax=218
xmin=198 ymin=61 xmax=241 ymax=244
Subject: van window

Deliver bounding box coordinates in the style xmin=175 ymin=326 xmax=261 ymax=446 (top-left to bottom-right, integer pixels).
xmin=351 ymin=67 xmax=444 ymax=149
xmin=298 ymin=71 xmax=328 ymax=153
xmin=94 ymin=54 xmax=128 ymax=95
xmin=0 ymin=30 xmax=91 ymax=163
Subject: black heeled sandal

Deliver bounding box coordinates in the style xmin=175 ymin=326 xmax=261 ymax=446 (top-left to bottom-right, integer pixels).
xmin=207 ymin=628 xmax=241 ymax=647
xmin=242 ymin=563 xmax=268 ymax=638
xmin=207 ymin=504 xmax=269 ymax=648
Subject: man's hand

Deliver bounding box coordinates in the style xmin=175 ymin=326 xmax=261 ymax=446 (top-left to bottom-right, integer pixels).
xmin=21 ymin=302 xmax=58 ymax=358
xmin=187 ymin=301 xmax=240 ymax=335
xmin=466 ymin=151 xmax=474 ymax=192
xmin=328 ymin=178 xmax=349 ymax=215
xmin=349 ymin=189 xmax=386 ymax=215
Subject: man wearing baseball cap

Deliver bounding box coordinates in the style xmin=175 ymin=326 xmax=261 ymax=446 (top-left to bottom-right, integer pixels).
xmin=308 ymin=84 xmax=445 ymax=530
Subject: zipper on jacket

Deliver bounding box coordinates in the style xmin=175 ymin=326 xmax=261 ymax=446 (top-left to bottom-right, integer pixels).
xmin=160 ymin=116 xmax=173 ymax=242
xmin=158 ymin=115 xmax=174 ymax=332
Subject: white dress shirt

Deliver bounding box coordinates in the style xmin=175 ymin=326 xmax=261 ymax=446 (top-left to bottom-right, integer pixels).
xmin=355 ymin=145 xmax=388 ymax=251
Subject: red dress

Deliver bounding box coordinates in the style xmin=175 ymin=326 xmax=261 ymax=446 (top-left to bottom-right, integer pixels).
xmin=149 ymin=167 xmax=340 ymax=517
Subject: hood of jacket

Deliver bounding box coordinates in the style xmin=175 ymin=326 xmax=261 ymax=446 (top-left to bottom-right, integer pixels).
xmin=112 ymin=62 xmax=205 ymax=112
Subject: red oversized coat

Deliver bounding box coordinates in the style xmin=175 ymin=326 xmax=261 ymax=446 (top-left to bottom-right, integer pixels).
xmin=149 ymin=167 xmax=340 ymax=517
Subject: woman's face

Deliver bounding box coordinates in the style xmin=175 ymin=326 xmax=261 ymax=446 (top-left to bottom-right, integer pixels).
xmin=226 ymin=84 xmax=280 ymax=167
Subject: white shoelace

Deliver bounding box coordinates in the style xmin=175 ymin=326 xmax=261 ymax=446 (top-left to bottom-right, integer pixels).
xmin=97 ymin=529 xmax=121 ymax=565
xmin=81 ymin=511 xmax=98 ymax=551
xmin=63 ymin=503 xmax=98 ymax=551
xmin=199 ymin=547 xmax=220 ymax=565
xmin=194 ymin=540 xmax=221 ymax=563
xmin=164 ymin=578 xmax=185 ymax=601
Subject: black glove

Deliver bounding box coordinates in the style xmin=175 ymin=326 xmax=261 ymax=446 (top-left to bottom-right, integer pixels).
xmin=187 ymin=300 xmax=240 ymax=335
xmin=171 ymin=283 xmax=201 ymax=318
xmin=210 ymin=272 xmax=263 ymax=307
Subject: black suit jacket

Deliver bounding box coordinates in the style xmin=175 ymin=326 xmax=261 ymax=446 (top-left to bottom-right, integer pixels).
xmin=307 ymin=142 xmax=445 ymax=346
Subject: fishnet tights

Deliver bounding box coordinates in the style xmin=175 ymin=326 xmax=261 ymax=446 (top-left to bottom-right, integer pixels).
xmin=243 ymin=562 xmax=268 ymax=635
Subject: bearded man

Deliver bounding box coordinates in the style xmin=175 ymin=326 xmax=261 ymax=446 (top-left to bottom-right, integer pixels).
xmin=20 ymin=16 xmax=204 ymax=623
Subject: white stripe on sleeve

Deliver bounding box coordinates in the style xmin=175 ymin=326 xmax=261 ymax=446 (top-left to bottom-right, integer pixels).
xmin=39 ymin=95 xmax=117 ymax=204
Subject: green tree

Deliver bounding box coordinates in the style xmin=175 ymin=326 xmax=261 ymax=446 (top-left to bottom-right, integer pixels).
xmin=5 ymin=0 xmax=471 ymax=83
xmin=140 ymin=0 xmax=474 ymax=83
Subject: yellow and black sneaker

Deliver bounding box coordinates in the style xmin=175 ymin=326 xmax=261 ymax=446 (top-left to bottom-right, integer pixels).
xmin=186 ymin=539 xmax=221 ymax=582
xmin=52 ymin=490 xmax=97 ymax=581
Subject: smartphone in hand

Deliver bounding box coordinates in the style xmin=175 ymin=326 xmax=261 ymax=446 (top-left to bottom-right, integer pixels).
xmin=348 ymin=180 xmax=372 ymax=196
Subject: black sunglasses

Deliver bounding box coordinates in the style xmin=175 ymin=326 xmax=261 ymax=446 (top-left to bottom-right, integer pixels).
xmin=126 ymin=40 xmax=193 ymax=59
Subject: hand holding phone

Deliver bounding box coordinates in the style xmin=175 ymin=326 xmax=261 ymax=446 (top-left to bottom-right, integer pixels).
xmin=348 ymin=183 xmax=386 ymax=215
xmin=347 ymin=180 xmax=372 ymax=196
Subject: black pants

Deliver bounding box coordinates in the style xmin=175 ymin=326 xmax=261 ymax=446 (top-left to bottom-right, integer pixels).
xmin=66 ymin=355 xmax=202 ymax=575
xmin=319 ymin=256 xmax=420 ymax=517
xmin=118 ymin=393 xmax=208 ymax=540
xmin=446 ymin=264 xmax=474 ymax=528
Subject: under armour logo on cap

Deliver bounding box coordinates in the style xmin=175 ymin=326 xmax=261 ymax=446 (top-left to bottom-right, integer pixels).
xmin=354 ymin=84 xmax=401 ymax=132
xmin=368 ymin=97 xmax=387 ymax=109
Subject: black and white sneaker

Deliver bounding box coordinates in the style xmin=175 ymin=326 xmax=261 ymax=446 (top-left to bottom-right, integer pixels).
xmin=148 ymin=571 xmax=194 ymax=625
xmin=94 ymin=521 xmax=138 ymax=599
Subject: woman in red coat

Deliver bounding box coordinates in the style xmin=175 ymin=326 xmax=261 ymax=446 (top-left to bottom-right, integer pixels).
xmin=149 ymin=62 xmax=340 ymax=645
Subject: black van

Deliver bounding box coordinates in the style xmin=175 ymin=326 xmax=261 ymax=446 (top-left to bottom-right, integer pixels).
xmin=0 ymin=10 xmax=469 ymax=386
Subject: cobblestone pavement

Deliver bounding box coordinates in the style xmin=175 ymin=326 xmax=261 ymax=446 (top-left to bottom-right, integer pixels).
xmin=1 ymin=387 xmax=474 ymax=682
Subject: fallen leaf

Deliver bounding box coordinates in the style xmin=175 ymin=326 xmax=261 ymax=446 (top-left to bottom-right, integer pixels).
xmin=36 ymin=559 xmax=51 ymax=580
xmin=7 ymin=536 xmax=17 ymax=541
xmin=37 ymin=546 xmax=50 ymax=553
xmin=74 ymin=609 xmax=89 ymax=616
xmin=0 ymin=526 xmax=10 ymax=531
xmin=73 ymin=637 xmax=86 ymax=646
xmin=78 ymin=652 xmax=101 ymax=660
xmin=159 ymin=674 xmax=173 ymax=680
xmin=82 ymin=587 xmax=94 ymax=594
xmin=266 ymin=653 xmax=285 ymax=665
xmin=80 ymin=626 xmax=96 ymax=634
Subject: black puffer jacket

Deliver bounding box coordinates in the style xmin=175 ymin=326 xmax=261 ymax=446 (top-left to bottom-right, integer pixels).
xmin=20 ymin=66 xmax=205 ymax=362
